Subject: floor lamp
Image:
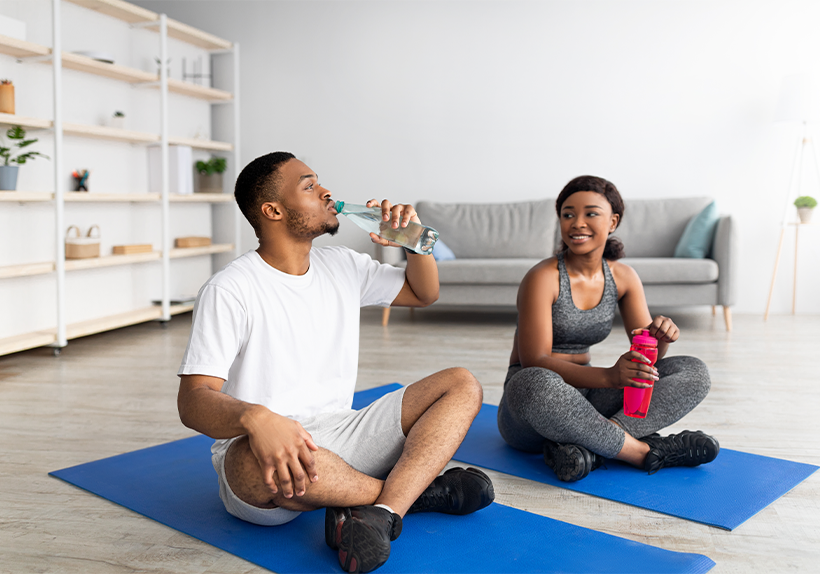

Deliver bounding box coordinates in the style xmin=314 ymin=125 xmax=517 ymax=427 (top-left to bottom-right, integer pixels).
xmin=764 ymin=73 xmax=820 ymax=320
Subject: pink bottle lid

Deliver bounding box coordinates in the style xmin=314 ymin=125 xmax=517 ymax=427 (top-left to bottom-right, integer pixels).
xmin=632 ymin=329 xmax=657 ymax=347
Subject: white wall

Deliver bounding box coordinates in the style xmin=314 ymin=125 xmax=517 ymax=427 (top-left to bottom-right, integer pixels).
xmin=136 ymin=0 xmax=820 ymax=314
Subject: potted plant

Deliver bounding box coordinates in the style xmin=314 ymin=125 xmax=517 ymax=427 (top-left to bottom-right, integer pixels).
xmin=0 ymin=79 xmax=13 ymax=114
xmin=195 ymin=156 xmax=227 ymax=193
xmin=109 ymin=110 xmax=125 ymax=129
xmin=794 ymin=195 xmax=817 ymax=224
xmin=0 ymin=125 xmax=49 ymax=191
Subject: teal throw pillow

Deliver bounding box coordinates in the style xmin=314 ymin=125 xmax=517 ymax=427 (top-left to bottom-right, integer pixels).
xmin=674 ymin=201 xmax=719 ymax=258
xmin=432 ymin=239 xmax=456 ymax=261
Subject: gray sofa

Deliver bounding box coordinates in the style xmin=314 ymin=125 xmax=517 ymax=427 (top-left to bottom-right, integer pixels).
xmin=378 ymin=197 xmax=737 ymax=330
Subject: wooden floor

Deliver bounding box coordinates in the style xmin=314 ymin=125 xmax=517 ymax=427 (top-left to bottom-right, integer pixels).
xmin=0 ymin=308 xmax=818 ymax=573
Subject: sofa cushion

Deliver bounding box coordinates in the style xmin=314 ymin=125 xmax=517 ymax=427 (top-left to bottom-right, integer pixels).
xmin=674 ymin=201 xmax=719 ymax=258
xmin=435 ymin=258 xmax=541 ymax=284
xmin=416 ymin=200 xmax=556 ymax=259
xmin=614 ymin=197 xmax=713 ymax=258
xmin=621 ymin=257 xmax=719 ymax=284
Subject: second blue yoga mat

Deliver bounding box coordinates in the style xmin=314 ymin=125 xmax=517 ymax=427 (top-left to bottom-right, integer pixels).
xmin=357 ymin=384 xmax=818 ymax=531
xmin=50 ymin=433 xmax=714 ymax=573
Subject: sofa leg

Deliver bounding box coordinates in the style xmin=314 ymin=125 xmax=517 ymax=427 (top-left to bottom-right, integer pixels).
xmin=712 ymin=305 xmax=716 ymax=316
xmin=723 ymin=306 xmax=732 ymax=331
xmin=382 ymin=307 xmax=391 ymax=327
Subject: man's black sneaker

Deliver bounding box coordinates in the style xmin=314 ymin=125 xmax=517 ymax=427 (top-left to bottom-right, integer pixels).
xmin=407 ymin=467 xmax=495 ymax=515
xmin=641 ymin=430 xmax=720 ymax=474
xmin=325 ymin=505 xmax=402 ymax=573
xmin=542 ymin=439 xmax=605 ymax=482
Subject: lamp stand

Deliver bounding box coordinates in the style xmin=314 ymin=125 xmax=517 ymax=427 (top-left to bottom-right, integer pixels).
xmin=764 ymin=121 xmax=820 ymax=320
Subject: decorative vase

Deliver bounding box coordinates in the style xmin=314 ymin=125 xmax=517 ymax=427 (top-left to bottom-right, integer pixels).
xmin=0 ymin=165 xmax=19 ymax=190
xmin=108 ymin=116 xmax=125 ymax=129
xmin=0 ymin=83 xmax=14 ymax=114
xmin=196 ymin=172 xmax=223 ymax=193
xmin=797 ymin=207 xmax=814 ymax=224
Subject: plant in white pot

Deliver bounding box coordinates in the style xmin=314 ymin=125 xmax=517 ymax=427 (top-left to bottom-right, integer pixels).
xmin=0 ymin=125 xmax=49 ymax=191
xmin=195 ymin=156 xmax=227 ymax=193
xmin=794 ymin=195 xmax=816 ymax=224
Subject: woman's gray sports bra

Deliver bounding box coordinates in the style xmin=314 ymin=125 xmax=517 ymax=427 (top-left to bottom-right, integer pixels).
xmin=550 ymin=251 xmax=618 ymax=355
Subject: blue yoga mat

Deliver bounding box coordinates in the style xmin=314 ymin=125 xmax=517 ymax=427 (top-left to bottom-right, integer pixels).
xmin=359 ymin=384 xmax=818 ymax=531
xmin=50 ymin=433 xmax=714 ymax=573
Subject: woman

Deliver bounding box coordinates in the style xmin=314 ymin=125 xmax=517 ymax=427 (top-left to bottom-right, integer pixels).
xmin=497 ymin=175 xmax=719 ymax=482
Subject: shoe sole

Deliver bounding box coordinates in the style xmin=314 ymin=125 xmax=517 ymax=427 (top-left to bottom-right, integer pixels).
xmin=336 ymin=516 xmax=392 ymax=573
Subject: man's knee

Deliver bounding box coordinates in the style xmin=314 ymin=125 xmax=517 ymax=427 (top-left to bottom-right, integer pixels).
xmin=445 ymin=366 xmax=483 ymax=409
xmin=224 ymin=436 xmax=310 ymax=511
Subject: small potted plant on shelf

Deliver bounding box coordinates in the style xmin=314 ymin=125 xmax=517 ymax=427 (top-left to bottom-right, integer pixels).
xmin=794 ymin=195 xmax=817 ymax=224
xmin=109 ymin=110 xmax=125 ymax=129
xmin=0 ymin=79 xmax=13 ymax=114
xmin=195 ymin=156 xmax=227 ymax=193
xmin=0 ymin=125 xmax=49 ymax=191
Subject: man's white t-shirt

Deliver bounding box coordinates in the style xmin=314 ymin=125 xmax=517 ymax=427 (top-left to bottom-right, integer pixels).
xmin=178 ymin=246 xmax=405 ymax=456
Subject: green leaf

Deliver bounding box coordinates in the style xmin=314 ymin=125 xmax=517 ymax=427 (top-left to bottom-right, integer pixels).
xmin=6 ymin=125 xmax=24 ymax=139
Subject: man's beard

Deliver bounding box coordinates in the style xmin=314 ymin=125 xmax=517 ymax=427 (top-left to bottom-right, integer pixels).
xmin=284 ymin=207 xmax=339 ymax=238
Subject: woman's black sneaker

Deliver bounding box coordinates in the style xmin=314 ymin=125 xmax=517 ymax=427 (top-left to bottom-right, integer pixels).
xmin=542 ymin=439 xmax=605 ymax=482
xmin=641 ymin=430 xmax=720 ymax=474
xmin=407 ymin=467 xmax=494 ymax=515
xmin=325 ymin=505 xmax=402 ymax=573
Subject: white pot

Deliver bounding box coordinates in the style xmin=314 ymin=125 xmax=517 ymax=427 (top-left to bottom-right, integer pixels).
xmin=108 ymin=116 xmax=125 ymax=129
xmin=797 ymin=207 xmax=814 ymax=224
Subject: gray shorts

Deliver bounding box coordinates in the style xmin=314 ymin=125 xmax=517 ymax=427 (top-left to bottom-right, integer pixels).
xmin=212 ymin=386 xmax=407 ymax=526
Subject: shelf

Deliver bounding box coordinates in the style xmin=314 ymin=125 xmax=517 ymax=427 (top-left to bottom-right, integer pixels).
xmin=65 ymin=0 xmax=232 ymax=50
xmin=64 ymin=251 xmax=160 ymax=271
xmin=168 ymin=136 xmax=233 ymax=152
xmin=169 ymin=193 xmax=233 ymax=203
xmin=0 ymin=36 xmax=233 ymax=101
xmin=170 ymin=302 xmax=195 ymax=315
xmin=63 ymin=122 xmax=159 ymax=144
xmin=66 ymin=305 xmax=162 ymax=339
xmin=0 ymin=34 xmax=49 ymax=59
xmin=170 ymin=244 xmax=233 ymax=258
xmin=0 ymin=262 xmax=55 ymax=279
xmin=166 ymin=78 xmax=232 ymax=101
xmin=0 ymin=330 xmax=57 ymax=356
xmin=0 ymin=191 xmax=52 ymax=202
xmin=64 ymin=192 xmax=160 ymax=202
xmin=0 ymin=112 xmax=51 ymax=130
xmin=0 ymin=114 xmax=232 ymax=149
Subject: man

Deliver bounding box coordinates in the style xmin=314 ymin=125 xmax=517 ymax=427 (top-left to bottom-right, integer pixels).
xmin=177 ymin=152 xmax=494 ymax=573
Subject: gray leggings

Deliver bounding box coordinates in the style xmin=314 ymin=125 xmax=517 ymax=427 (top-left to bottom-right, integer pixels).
xmin=497 ymin=356 xmax=711 ymax=459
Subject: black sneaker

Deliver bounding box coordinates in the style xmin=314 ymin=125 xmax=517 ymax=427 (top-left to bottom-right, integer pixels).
xmin=542 ymin=439 xmax=605 ymax=482
xmin=641 ymin=430 xmax=720 ymax=474
xmin=325 ymin=505 xmax=402 ymax=573
xmin=407 ymin=467 xmax=495 ymax=515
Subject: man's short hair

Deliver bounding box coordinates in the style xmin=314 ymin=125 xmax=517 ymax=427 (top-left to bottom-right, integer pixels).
xmin=234 ymin=151 xmax=296 ymax=237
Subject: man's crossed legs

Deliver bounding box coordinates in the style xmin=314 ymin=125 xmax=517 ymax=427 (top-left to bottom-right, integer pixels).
xmin=219 ymin=368 xmax=495 ymax=573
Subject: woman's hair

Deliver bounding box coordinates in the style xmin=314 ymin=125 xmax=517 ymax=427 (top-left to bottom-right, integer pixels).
xmin=555 ymin=175 xmax=625 ymax=260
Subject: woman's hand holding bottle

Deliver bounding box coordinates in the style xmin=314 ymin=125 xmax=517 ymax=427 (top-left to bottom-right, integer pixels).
xmin=608 ymin=351 xmax=658 ymax=389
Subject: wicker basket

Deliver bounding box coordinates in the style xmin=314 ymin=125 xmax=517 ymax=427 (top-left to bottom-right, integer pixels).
xmin=65 ymin=225 xmax=101 ymax=259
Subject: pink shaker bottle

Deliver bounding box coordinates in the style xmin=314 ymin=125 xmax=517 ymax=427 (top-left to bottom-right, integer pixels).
xmin=623 ymin=329 xmax=658 ymax=418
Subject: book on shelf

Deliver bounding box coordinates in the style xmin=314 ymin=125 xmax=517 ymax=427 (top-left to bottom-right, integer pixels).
xmin=175 ymin=236 xmax=212 ymax=248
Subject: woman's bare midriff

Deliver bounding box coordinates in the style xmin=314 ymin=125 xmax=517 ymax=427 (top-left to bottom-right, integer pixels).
xmin=510 ymin=343 xmax=591 ymax=367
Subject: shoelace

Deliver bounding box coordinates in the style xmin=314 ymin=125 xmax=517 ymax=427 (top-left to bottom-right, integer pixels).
xmin=416 ymin=489 xmax=452 ymax=511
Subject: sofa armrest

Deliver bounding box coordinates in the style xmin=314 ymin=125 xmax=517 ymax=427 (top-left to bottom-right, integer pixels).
xmin=374 ymin=244 xmax=406 ymax=266
xmin=712 ymin=215 xmax=737 ymax=307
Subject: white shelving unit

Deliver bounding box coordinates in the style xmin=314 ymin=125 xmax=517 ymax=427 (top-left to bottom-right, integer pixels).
xmin=0 ymin=0 xmax=241 ymax=356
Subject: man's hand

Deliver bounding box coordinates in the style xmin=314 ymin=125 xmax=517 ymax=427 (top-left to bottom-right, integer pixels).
xmin=242 ymin=405 xmax=319 ymax=499
xmin=365 ymin=198 xmax=420 ymax=247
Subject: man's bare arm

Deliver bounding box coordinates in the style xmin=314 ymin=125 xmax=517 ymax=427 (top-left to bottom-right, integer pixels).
xmin=178 ymin=374 xmax=319 ymax=498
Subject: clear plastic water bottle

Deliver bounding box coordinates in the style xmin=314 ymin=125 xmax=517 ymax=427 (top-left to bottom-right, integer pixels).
xmin=334 ymin=201 xmax=439 ymax=255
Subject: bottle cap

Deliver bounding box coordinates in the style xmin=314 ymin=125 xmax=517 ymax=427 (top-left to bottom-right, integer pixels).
xmin=632 ymin=329 xmax=657 ymax=346
xmin=334 ymin=200 xmax=344 ymax=213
